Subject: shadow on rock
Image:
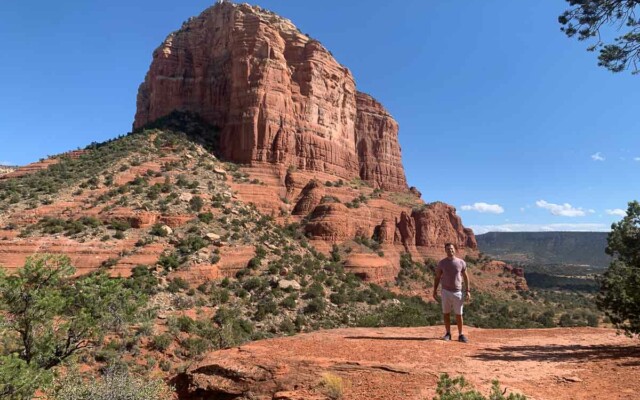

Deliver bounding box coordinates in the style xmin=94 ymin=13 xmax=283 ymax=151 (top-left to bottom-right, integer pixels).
xmin=473 ymin=344 xmax=640 ymax=364
xmin=345 ymin=335 xmax=439 ymax=341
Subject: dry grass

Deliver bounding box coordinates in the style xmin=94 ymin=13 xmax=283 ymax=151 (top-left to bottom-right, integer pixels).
xmin=321 ymin=372 xmax=344 ymax=400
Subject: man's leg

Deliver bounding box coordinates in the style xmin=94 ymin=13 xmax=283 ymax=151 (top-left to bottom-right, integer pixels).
xmin=444 ymin=313 xmax=451 ymax=334
xmin=453 ymin=294 xmax=468 ymax=342
xmin=455 ymin=314 xmax=463 ymax=335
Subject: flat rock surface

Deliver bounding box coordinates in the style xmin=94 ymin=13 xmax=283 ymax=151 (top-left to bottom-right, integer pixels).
xmin=182 ymin=326 xmax=640 ymax=400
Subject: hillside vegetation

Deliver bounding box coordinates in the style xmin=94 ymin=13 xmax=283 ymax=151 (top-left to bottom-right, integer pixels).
xmin=0 ymin=120 xmax=606 ymax=398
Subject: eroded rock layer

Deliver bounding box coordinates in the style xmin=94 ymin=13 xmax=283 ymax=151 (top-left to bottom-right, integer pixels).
xmin=134 ymin=2 xmax=408 ymax=191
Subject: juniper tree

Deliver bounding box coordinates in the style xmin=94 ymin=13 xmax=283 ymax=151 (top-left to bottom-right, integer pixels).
xmin=0 ymin=254 xmax=144 ymax=398
xmin=598 ymin=201 xmax=640 ymax=335
xmin=559 ymin=0 xmax=640 ymax=74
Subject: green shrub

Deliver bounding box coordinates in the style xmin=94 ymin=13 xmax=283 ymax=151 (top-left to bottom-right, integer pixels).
xmin=304 ymin=298 xmax=326 ymax=314
xmin=158 ymin=253 xmax=180 ymax=270
xmin=167 ymin=277 xmax=190 ymax=293
xmin=181 ymin=337 xmax=210 ymax=357
xmin=433 ymin=373 xmax=527 ymax=400
xmin=198 ymin=212 xmax=214 ymax=223
xmin=150 ymin=223 xmax=168 ymax=237
xmin=150 ymin=334 xmax=172 ymax=351
xmin=49 ymin=368 xmax=173 ymax=400
xmin=177 ymin=235 xmax=207 ymax=255
xmin=281 ymin=294 xmax=298 ymax=310
xmin=189 ymin=196 xmax=204 ymax=212
xmin=109 ymin=219 xmax=131 ymax=231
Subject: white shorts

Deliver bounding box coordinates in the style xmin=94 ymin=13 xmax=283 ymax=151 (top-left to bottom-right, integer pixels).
xmin=441 ymin=289 xmax=464 ymax=315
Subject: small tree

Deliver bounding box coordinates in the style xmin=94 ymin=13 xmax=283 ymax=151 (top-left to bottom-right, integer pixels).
xmin=0 ymin=254 xmax=144 ymax=397
xmin=598 ymin=200 xmax=640 ymax=335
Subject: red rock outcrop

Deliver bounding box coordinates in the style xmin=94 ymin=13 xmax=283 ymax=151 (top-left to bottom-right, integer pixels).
xmin=292 ymin=179 xmax=324 ymax=215
xmin=412 ymin=202 xmax=478 ymax=249
xmin=355 ymin=92 xmax=406 ymax=192
xmin=396 ymin=211 xmax=416 ymax=250
xmin=133 ymin=2 xmax=407 ymax=191
xmin=304 ymin=203 xmax=354 ymax=241
xmin=343 ymin=253 xmax=396 ymax=283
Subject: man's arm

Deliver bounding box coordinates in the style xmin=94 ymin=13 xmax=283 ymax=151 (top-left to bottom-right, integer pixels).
xmin=462 ymin=269 xmax=471 ymax=301
xmin=433 ymin=268 xmax=442 ymax=301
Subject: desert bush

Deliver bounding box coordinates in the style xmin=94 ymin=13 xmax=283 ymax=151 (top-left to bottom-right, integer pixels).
xmin=150 ymin=334 xmax=172 ymax=351
xmin=304 ymin=298 xmax=326 ymax=314
xmin=158 ymin=252 xmax=180 ymax=270
xmin=198 ymin=212 xmax=214 ymax=223
xmin=109 ymin=219 xmax=131 ymax=231
xmin=433 ymin=373 xmax=527 ymax=399
xmin=167 ymin=277 xmax=190 ymax=293
xmin=49 ymin=368 xmax=173 ymax=400
xmin=177 ymin=235 xmax=207 ymax=255
xmin=180 ymin=337 xmax=210 ymax=357
xmin=189 ymin=196 xmax=204 ymax=212
xmin=321 ymin=372 xmax=344 ymax=400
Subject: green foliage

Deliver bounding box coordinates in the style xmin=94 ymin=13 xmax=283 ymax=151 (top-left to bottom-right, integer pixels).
xmin=0 ymin=255 xmax=144 ymax=399
xmin=150 ymin=334 xmax=172 ymax=352
xmin=354 ymin=235 xmax=381 ymax=251
xmin=177 ymin=235 xmax=207 ymax=255
xmin=136 ymin=110 xmax=220 ymax=153
xmin=124 ymin=265 xmax=159 ymax=295
xmin=304 ymin=298 xmax=326 ymax=314
xmin=0 ymin=354 xmax=52 ymax=399
xmin=150 ymin=223 xmax=169 ymax=237
xmin=198 ymin=212 xmax=214 ymax=223
xmin=598 ymin=200 xmax=640 ymax=335
xmin=167 ymin=277 xmax=190 ymax=293
xmin=433 ymin=373 xmax=527 ymax=400
xmin=357 ymin=296 xmax=440 ymax=327
xmin=158 ymin=252 xmax=180 ymax=270
xmin=396 ymin=253 xmax=433 ymax=288
xmin=189 ymin=196 xmax=204 ymax=212
xmin=108 ymin=219 xmax=131 ymax=232
xmin=212 ymin=307 xmax=255 ymax=348
xmin=559 ymin=1 xmax=640 ymax=74
xmin=50 ymin=368 xmax=173 ymax=400
xmin=320 ymin=195 xmax=341 ymax=204
xmin=525 ymin=272 xmax=599 ymax=292
xmin=35 ymin=216 xmax=102 ymax=237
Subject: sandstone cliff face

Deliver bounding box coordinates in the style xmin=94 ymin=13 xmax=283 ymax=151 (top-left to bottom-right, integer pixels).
xmin=355 ymin=92 xmax=407 ymax=192
xmin=134 ymin=2 xmax=407 ymax=191
xmin=411 ymin=202 xmax=478 ymax=249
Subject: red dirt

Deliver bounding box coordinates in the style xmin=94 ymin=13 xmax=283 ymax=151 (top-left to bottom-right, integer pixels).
xmin=182 ymin=326 xmax=640 ymax=400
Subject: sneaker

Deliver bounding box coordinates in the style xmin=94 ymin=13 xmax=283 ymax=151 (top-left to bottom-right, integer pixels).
xmin=458 ymin=334 xmax=468 ymax=343
xmin=442 ymin=332 xmax=451 ymax=341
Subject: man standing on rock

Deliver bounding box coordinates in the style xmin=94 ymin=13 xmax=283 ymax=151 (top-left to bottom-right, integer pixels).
xmin=433 ymin=243 xmax=471 ymax=343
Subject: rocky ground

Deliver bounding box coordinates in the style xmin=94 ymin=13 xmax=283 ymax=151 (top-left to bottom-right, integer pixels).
xmin=176 ymin=326 xmax=640 ymax=400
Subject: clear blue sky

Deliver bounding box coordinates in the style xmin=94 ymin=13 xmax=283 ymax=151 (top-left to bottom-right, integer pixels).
xmin=1 ymin=1 xmax=638 ymax=234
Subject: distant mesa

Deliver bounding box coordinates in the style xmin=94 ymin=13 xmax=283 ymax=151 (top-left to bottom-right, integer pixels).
xmin=476 ymin=231 xmax=611 ymax=268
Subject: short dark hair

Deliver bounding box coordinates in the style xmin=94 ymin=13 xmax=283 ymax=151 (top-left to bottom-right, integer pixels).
xmin=444 ymin=243 xmax=456 ymax=250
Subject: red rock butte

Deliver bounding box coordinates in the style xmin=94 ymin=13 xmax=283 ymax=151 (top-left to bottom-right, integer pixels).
xmin=130 ymin=1 xmax=478 ymax=269
xmin=133 ymin=2 xmax=406 ymax=191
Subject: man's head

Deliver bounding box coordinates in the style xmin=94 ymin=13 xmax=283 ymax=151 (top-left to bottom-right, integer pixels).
xmin=444 ymin=243 xmax=456 ymax=258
